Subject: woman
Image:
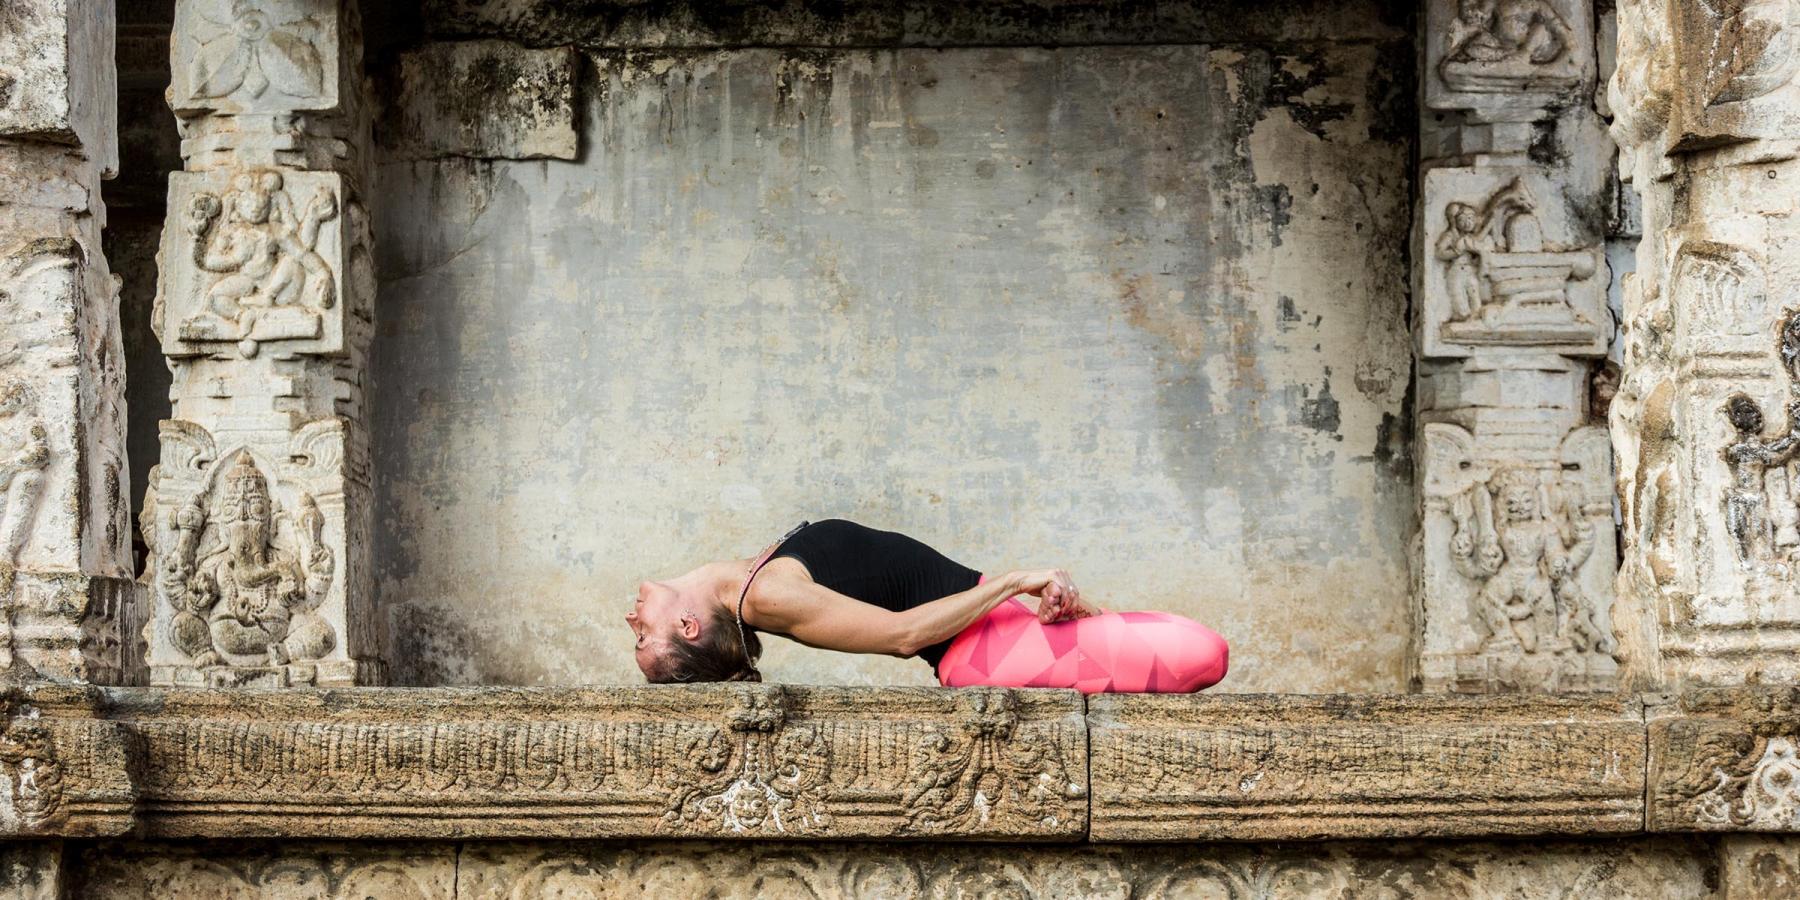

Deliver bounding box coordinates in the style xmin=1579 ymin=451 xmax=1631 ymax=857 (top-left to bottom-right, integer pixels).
xmin=627 ymin=519 xmax=1229 ymax=694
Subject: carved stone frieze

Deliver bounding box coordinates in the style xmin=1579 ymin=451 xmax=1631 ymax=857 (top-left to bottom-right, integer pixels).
xmin=1649 ymin=688 xmax=1800 ymax=831
xmin=158 ymin=168 xmax=347 ymax=359
xmin=170 ymin=0 xmax=346 ymax=116
xmin=1421 ymin=170 xmax=1609 ymax=359
xmin=69 ymin=835 xmax=1717 ymax=900
xmin=1425 ymin=0 xmax=1597 ymax=116
xmin=1088 ymin=692 xmax=1646 ymax=841
xmin=110 ymin=685 xmax=1086 ymax=840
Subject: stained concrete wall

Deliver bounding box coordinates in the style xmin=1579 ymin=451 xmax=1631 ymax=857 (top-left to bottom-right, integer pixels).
xmin=370 ymin=12 xmax=1416 ymax=689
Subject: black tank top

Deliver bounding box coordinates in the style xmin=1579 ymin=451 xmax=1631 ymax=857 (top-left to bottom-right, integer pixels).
xmin=765 ymin=519 xmax=982 ymax=670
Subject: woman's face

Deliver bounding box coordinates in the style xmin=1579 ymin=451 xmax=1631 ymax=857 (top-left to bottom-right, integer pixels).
xmin=626 ymin=575 xmax=701 ymax=677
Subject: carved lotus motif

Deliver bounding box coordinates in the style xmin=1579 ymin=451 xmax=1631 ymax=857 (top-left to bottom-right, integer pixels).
xmin=187 ymin=0 xmax=325 ymax=103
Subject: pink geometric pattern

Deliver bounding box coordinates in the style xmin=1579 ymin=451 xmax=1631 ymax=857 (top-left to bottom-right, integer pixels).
xmin=936 ymin=577 xmax=1229 ymax=694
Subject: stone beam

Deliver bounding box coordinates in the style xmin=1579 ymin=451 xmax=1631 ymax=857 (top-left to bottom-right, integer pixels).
xmin=0 ymin=0 xmax=134 ymax=684
xmin=1410 ymin=0 xmax=1622 ymax=693
xmin=1609 ymin=0 xmax=1800 ymax=687
xmin=143 ymin=0 xmax=383 ymax=687
xmin=1089 ymin=692 xmax=1645 ymax=841
xmin=14 ymin=684 xmax=1800 ymax=841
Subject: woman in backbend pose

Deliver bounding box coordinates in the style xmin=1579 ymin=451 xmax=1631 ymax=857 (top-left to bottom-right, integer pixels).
xmin=627 ymin=519 xmax=1228 ymax=693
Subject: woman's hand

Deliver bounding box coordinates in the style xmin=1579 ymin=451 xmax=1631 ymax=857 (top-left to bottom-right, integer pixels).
xmin=1008 ymin=569 xmax=1098 ymax=623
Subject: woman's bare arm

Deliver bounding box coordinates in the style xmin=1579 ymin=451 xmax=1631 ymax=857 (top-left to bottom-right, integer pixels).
xmin=748 ymin=568 xmax=1073 ymax=657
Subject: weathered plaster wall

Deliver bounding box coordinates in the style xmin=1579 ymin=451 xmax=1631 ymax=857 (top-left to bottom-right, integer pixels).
xmin=371 ymin=17 xmax=1416 ymax=689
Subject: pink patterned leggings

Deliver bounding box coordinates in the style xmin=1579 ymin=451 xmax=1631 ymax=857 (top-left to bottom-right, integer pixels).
xmin=935 ymin=575 xmax=1229 ymax=694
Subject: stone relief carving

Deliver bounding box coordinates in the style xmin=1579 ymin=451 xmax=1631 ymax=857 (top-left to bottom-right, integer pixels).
xmin=0 ymin=381 xmax=47 ymax=593
xmin=1432 ymin=176 xmax=1600 ymax=347
xmin=0 ymin=709 xmax=60 ymax=832
xmin=156 ymin=452 xmax=336 ymax=679
xmin=1440 ymin=0 xmax=1582 ymax=92
xmin=903 ymin=689 xmax=1077 ymax=834
xmin=1420 ymin=421 xmax=1619 ymax=692
xmin=659 ymin=686 xmax=831 ymax=835
xmin=1722 ymin=392 xmax=1800 ymax=566
xmin=175 ymin=0 xmax=333 ymax=110
xmin=1688 ymin=735 xmax=1800 ymax=829
xmin=177 ymin=169 xmax=339 ymax=357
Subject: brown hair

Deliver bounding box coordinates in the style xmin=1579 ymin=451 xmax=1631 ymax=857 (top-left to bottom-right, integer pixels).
xmin=646 ymin=605 xmax=762 ymax=683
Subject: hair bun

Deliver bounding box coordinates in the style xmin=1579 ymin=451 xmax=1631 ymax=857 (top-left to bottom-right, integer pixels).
xmin=727 ymin=667 xmax=763 ymax=683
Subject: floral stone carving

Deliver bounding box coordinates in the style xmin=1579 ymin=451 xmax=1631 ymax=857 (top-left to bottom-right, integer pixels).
xmin=170 ymin=0 xmax=341 ymax=115
xmin=158 ymin=169 xmax=345 ymax=359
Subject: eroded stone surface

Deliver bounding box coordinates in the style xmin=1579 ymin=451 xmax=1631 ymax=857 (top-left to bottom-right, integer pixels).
xmin=378 ymin=41 xmax=577 ymax=161
xmin=1649 ymin=688 xmax=1800 ymax=832
xmin=69 ymin=836 xmax=1718 ymax=899
xmin=1089 ymin=692 xmax=1646 ymax=841
xmin=1610 ymin=0 xmax=1800 ymax=688
xmin=146 ymin=0 xmax=384 ymax=688
xmin=0 ymin=0 xmax=116 ymax=170
xmin=108 ymin=684 xmax=1085 ymax=840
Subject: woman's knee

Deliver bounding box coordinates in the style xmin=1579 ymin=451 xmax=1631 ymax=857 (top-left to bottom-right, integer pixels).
xmin=1170 ymin=621 xmax=1228 ymax=688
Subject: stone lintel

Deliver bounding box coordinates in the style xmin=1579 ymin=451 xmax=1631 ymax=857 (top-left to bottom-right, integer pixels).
xmin=1649 ymin=687 xmax=1800 ymax=832
xmin=28 ymin=684 xmax=1800 ymax=841
xmin=108 ymin=684 xmax=1087 ymax=841
xmin=1088 ymin=692 xmax=1646 ymax=841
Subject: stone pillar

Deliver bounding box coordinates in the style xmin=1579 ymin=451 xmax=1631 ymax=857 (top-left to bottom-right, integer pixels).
xmin=0 ymin=0 xmax=133 ymax=684
xmin=1411 ymin=0 xmax=1622 ymax=692
xmin=1610 ymin=0 xmax=1800 ymax=688
xmin=143 ymin=0 xmax=382 ymax=687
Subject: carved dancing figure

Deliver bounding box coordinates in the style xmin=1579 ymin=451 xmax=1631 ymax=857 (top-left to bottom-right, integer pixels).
xmin=1444 ymin=0 xmax=1575 ymax=67
xmin=1451 ymin=469 xmax=1596 ymax=654
xmin=1435 ymin=179 xmax=1538 ymax=323
xmin=161 ymin=455 xmax=335 ymax=668
xmin=0 ymin=382 xmax=48 ymax=592
xmin=183 ymin=169 xmax=337 ymax=357
xmin=1722 ymin=394 xmax=1800 ymax=565
xmin=626 ymin=519 xmax=1227 ymax=694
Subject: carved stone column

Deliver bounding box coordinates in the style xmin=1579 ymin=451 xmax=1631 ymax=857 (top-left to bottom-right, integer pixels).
xmin=0 ymin=0 xmax=133 ymax=683
xmin=1610 ymin=0 xmax=1800 ymax=688
xmin=1411 ymin=0 xmax=1622 ymax=692
xmin=143 ymin=0 xmax=382 ymax=687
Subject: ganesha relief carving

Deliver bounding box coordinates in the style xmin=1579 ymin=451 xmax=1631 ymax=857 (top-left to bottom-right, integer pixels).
xmin=160 ymin=169 xmax=346 ymax=359
xmin=157 ymin=452 xmax=336 ymax=683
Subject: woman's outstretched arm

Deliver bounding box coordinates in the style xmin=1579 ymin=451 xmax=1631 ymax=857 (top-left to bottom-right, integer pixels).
xmin=748 ymin=568 xmax=1075 ymax=657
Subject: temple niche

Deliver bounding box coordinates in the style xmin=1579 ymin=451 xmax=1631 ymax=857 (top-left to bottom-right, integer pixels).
xmin=9 ymin=0 xmax=1800 ymax=895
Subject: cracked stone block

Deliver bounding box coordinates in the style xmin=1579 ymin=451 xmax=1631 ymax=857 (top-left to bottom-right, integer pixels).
xmin=0 ymin=0 xmax=116 ymax=171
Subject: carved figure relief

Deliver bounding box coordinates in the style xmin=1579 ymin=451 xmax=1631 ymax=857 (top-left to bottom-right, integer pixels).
xmin=179 ymin=169 xmax=338 ymax=357
xmin=1722 ymin=393 xmax=1800 ymax=566
xmin=1440 ymin=0 xmax=1582 ymax=92
xmin=659 ymin=687 xmax=830 ymax=835
xmin=158 ymin=453 xmax=336 ymax=674
xmin=0 ymin=381 xmax=46 ymax=592
xmin=1433 ymin=177 xmax=1598 ymax=345
xmin=1449 ymin=467 xmax=1613 ymax=660
xmin=184 ymin=0 xmax=326 ymax=105
xmin=902 ymin=690 xmax=1077 ymax=834
xmin=0 ymin=711 xmax=61 ymax=831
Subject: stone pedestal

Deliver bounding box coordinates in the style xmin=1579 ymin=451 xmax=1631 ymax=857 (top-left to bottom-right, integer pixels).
xmin=0 ymin=0 xmax=133 ymax=684
xmin=1412 ymin=0 xmax=1621 ymax=693
xmin=143 ymin=0 xmax=382 ymax=687
xmin=1610 ymin=0 xmax=1800 ymax=688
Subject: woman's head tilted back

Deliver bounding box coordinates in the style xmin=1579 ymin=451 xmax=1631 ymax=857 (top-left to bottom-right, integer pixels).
xmin=627 ymin=572 xmax=762 ymax=683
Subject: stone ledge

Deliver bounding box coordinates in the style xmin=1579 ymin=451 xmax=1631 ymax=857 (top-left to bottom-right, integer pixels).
xmin=1089 ymin=693 xmax=1647 ymax=841
xmin=14 ymin=684 xmax=1800 ymax=841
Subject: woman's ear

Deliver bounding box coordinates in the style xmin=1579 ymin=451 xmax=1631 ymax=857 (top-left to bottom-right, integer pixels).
xmin=677 ymin=612 xmax=702 ymax=640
